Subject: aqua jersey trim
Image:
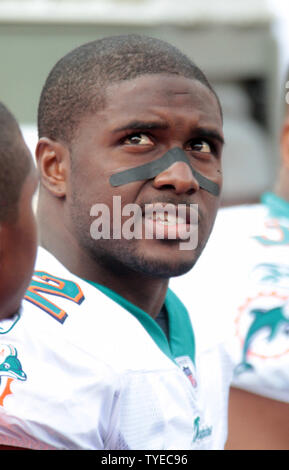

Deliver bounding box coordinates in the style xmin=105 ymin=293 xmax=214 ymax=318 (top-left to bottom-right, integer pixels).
xmin=261 ymin=192 xmax=289 ymax=220
xmin=84 ymin=280 xmax=195 ymax=365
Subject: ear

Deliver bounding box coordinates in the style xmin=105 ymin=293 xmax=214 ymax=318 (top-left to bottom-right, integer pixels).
xmin=35 ymin=137 xmax=70 ymax=198
xmin=280 ymin=116 xmax=289 ymax=171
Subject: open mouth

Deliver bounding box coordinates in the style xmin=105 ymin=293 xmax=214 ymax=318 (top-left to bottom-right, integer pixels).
xmin=142 ymin=202 xmax=198 ymax=240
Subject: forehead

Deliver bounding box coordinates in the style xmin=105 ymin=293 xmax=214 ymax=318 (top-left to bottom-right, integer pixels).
xmin=101 ymin=74 xmax=222 ymax=129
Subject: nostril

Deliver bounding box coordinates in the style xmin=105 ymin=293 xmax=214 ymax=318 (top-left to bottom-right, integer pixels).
xmin=186 ymin=187 xmax=195 ymax=196
xmin=155 ymin=184 xmax=176 ymax=191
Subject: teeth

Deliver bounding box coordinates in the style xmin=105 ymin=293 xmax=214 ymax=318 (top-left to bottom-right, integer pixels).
xmin=145 ymin=213 xmax=186 ymax=225
xmin=159 ymin=214 xmax=175 ymax=224
xmin=144 ymin=203 xmax=190 ymax=225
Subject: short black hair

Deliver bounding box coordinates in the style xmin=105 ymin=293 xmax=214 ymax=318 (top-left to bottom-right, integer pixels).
xmin=0 ymin=102 xmax=31 ymax=222
xmin=38 ymin=34 xmax=222 ymax=145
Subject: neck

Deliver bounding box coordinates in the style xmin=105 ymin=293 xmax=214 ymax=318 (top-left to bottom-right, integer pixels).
xmin=38 ymin=207 xmax=168 ymax=319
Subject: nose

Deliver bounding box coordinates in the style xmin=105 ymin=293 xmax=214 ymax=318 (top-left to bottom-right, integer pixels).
xmin=153 ymin=161 xmax=199 ymax=195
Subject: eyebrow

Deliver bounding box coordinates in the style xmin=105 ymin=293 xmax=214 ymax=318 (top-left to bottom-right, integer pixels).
xmin=112 ymin=121 xmax=225 ymax=145
xmin=112 ymin=120 xmax=169 ymax=133
xmin=194 ymin=127 xmax=225 ymax=145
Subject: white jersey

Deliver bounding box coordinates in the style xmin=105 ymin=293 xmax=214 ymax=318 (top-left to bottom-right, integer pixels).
xmin=0 ymin=247 xmax=231 ymax=450
xmin=171 ymin=192 xmax=289 ymax=404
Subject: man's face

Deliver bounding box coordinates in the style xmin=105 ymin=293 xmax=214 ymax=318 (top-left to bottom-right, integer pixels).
xmin=0 ymin=157 xmax=38 ymax=318
xmin=65 ymin=74 xmax=224 ymax=278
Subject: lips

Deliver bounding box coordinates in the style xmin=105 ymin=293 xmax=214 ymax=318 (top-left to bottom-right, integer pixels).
xmin=143 ymin=202 xmax=197 ymax=223
xmin=142 ymin=202 xmax=198 ymax=240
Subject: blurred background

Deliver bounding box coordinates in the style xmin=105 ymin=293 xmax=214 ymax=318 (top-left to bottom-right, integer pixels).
xmin=1 ymin=0 xmax=289 ymax=206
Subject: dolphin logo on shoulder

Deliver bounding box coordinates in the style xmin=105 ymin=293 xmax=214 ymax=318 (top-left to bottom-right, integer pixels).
xmin=235 ymin=301 xmax=289 ymax=375
xmin=0 ymin=345 xmax=26 ymax=380
xmin=0 ymin=344 xmax=27 ymax=406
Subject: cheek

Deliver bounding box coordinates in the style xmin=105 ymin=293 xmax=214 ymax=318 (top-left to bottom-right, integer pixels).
xmin=199 ymin=194 xmax=220 ymax=235
xmin=0 ymin=215 xmax=37 ymax=314
xmin=217 ymin=167 xmax=223 ymax=190
xmin=19 ymin=210 xmax=38 ymax=282
xmin=27 ymin=213 xmax=38 ymax=263
xmin=69 ymin=167 xmax=114 ymax=212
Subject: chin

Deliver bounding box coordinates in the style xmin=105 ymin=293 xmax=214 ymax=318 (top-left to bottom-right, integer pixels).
xmin=144 ymin=246 xmax=200 ymax=278
xmin=126 ymin=254 xmax=197 ymax=279
xmin=86 ymin=238 xmax=199 ymax=278
xmin=167 ymin=261 xmax=196 ymax=278
xmin=157 ymin=262 xmax=196 ymax=279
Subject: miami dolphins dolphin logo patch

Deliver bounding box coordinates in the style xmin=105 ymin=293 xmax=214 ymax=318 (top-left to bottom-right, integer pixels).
xmin=0 ymin=344 xmax=27 ymax=406
xmin=235 ymin=292 xmax=289 ymax=375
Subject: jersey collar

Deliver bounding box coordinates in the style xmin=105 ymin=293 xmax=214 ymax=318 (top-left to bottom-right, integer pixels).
xmin=84 ymin=279 xmax=195 ymax=366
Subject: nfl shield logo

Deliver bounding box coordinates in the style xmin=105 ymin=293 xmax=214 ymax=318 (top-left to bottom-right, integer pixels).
xmin=175 ymin=355 xmax=198 ymax=389
xmin=182 ymin=365 xmax=197 ymax=388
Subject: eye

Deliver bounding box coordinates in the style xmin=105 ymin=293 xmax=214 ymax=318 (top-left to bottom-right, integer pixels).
xmin=122 ymin=133 xmax=154 ymax=146
xmin=187 ymin=140 xmax=213 ymax=154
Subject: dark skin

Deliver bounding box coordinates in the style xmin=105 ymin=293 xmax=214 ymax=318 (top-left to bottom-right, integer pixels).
xmin=0 ymin=157 xmax=38 ymax=320
xmin=36 ymin=74 xmax=224 ymax=318
xmin=0 ymin=137 xmax=37 ymax=450
xmin=226 ymin=388 xmax=289 ymax=450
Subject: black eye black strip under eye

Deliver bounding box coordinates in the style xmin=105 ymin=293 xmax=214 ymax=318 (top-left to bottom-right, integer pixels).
xmin=109 ymin=147 xmax=220 ymax=196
